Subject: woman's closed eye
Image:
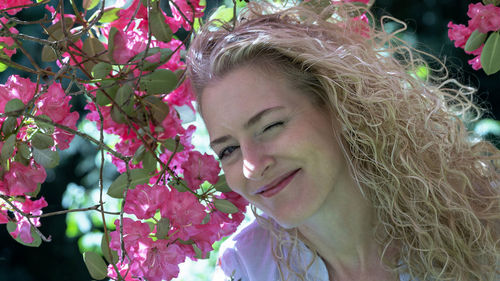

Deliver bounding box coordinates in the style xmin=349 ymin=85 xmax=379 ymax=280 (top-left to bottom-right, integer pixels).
xmin=218 ymin=145 xmax=240 ymax=160
xmin=263 ymin=121 xmax=285 ymax=133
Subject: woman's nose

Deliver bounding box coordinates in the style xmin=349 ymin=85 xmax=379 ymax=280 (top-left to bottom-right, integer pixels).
xmin=241 ymin=142 xmax=275 ymax=181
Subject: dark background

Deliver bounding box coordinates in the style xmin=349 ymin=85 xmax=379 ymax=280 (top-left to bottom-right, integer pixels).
xmin=0 ymin=0 xmax=499 ymax=280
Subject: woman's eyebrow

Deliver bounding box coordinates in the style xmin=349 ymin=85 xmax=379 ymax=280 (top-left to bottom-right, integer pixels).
xmin=209 ymin=106 xmax=285 ymax=149
xmin=243 ymin=106 xmax=285 ymax=129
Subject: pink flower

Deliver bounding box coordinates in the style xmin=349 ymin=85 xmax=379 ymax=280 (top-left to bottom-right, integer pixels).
xmin=133 ymin=239 xmax=185 ymax=281
xmin=166 ymin=80 xmax=195 ymax=108
xmin=0 ymin=203 xmax=9 ymax=224
xmin=10 ymin=197 xmax=47 ymax=244
xmin=447 ymin=22 xmax=472 ymax=49
xmin=160 ymin=188 xmax=206 ymax=228
xmin=107 ymin=261 xmax=137 ymax=281
xmin=108 ymin=28 xmax=149 ymax=64
xmin=0 ymin=0 xmax=33 ymax=15
xmin=468 ymin=55 xmax=482 ymax=70
xmin=181 ymin=151 xmax=221 ymax=190
xmin=0 ymin=75 xmax=37 ymax=113
xmin=467 ymin=3 xmax=500 ymax=33
xmin=465 ymin=45 xmax=483 ymax=70
xmin=1 ymin=161 xmax=46 ymax=196
xmin=0 ymin=17 xmax=18 ymax=57
xmin=36 ymin=83 xmax=79 ymax=150
xmin=169 ymin=0 xmax=205 ymax=31
xmin=124 ymin=184 xmax=167 ymax=219
xmin=109 ymin=218 xmax=151 ymax=256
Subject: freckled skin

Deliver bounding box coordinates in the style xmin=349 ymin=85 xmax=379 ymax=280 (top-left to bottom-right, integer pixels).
xmin=201 ymin=66 xmax=352 ymax=228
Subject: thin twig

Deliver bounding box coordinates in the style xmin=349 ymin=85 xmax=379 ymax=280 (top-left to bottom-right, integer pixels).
xmin=30 ymin=205 xmax=120 ymax=218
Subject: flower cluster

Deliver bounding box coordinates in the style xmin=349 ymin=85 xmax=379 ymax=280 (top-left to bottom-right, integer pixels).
xmin=0 ymin=73 xmax=79 ymax=243
xmin=2 ymin=0 xmax=248 ymax=280
xmin=448 ymin=1 xmax=500 ymax=74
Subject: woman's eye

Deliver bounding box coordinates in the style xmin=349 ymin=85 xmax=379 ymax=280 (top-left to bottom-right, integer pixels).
xmin=218 ymin=145 xmax=239 ymax=160
xmin=263 ymin=121 xmax=284 ymax=132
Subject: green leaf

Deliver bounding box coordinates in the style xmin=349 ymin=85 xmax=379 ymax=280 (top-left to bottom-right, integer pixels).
xmin=107 ymin=169 xmax=150 ymax=198
xmin=209 ymin=5 xmax=233 ymax=24
xmin=214 ymin=175 xmax=232 ymax=193
xmin=143 ymin=96 xmax=169 ymax=124
xmin=99 ymin=7 xmax=121 ymax=23
xmin=142 ymin=150 xmax=157 ymax=173
xmin=31 ymin=132 xmax=54 ymax=150
xmin=96 ymin=81 xmax=119 ymax=106
xmin=1 ymin=117 xmax=17 ymax=135
xmin=115 ymin=84 xmax=135 ymax=115
xmin=139 ymin=69 xmax=178 ymax=95
xmin=482 ymin=0 xmax=500 ymax=5
xmin=41 ymin=45 xmax=58 ymax=62
xmin=465 ymin=29 xmax=487 ymax=52
xmin=155 ymin=217 xmax=170 ymax=239
xmin=110 ymin=105 xmax=127 ymax=124
xmin=107 ymin=27 xmax=119 ymax=63
xmin=132 ymin=144 xmax=146 ymax=164
xmin=4 ymin=98 xmax=24 ymax=114
xmin=82 ymin=37 xmax=107 ymax=72
xmin=36 ymin=115 xmax=55 ymax=134
xmin=7 ymin=222 xmax=42 ymax=247
xmin=32 ymin=147 xmax=60 ymax=169
xmin=1 ymin=134 xmax=16 ymax=163
xmin=481 ymin=31 xmax=500 ymax=75
xmin=17 ymin=142 xmax=31 ymax=160
xmin=83 ymin=0 xmax=100 ymax=10
xmin=92 ymin=62 xmax=112 ymax=79
xmin=150 ymin=8 xmax=173 ymax=42
xmin=83 ymin=251 xmax=108 ymax=280
xmin=45 ymin=18 xmax=75 ymax=41
xmin=101 ymin=233 xmax=118 ymax=264
xmin=171 ymin=180 xmax=190 ymax=192
xmin=162 ymin=137 xmax=184 ymax=152
xmin=0 ymin=62 xmax=7 ymax=72
xmin=213 ymin=198 xmax=239 ymax=214
xmin=193 ymin=243 xmax=210 ymax=259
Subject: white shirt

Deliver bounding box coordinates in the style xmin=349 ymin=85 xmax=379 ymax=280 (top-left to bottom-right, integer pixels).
xmin=212 ymin=219 xmax=411 ymax=281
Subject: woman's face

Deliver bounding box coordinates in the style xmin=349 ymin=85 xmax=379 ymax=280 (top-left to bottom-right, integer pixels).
xmin=201 ymin=66 xmax=351 ymax=228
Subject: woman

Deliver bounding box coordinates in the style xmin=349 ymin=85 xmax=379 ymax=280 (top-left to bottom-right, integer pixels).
xmin=186 ymin=1 xmax=500 ymax=280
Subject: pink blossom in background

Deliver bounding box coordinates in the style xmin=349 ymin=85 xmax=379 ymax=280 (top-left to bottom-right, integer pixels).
xmin=111 ymin=28 xmax=147 ymax=64
xmin=36 ymin=83 xmax=79 ymax=150
xmin=0 ymin=161 xmax=46 ymax=196
xmin=447 ymin=22 xmax=472 ymax=49
xmin=467 ymin=3 xmax=500 ymax=33
xmin=0 ymin=17 xmax=19 ymax=57
xmin=0 ymin=0 xmax=33 ymax=15
xmin=10 ymin=197 xmax=47 ymax=243
xmin=181 ymin=151 xmax=221 ymax=190
xmin=169 ymin=0 xmax=205 ymax=31
xmin=0 ymin=203 xmax=9 ymax=224
xmin=0 ymin=75 xmax=37 ymax=112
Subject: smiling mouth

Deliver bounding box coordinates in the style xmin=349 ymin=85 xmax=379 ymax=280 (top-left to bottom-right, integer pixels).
xmin=256 ymin=169 xmax=301 ymax=198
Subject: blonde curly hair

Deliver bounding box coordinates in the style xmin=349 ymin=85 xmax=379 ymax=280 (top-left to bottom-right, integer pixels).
xmin=187 ymin=1 xmax=500 ymax=280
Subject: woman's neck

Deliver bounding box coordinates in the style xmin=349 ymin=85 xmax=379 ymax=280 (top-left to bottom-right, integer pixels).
xmin=296 ymin=176 xmax=398 ymax=281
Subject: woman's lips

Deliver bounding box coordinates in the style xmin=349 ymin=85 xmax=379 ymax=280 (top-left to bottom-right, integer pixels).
xmin=257 ymin=169 xmax=301 ymax=198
